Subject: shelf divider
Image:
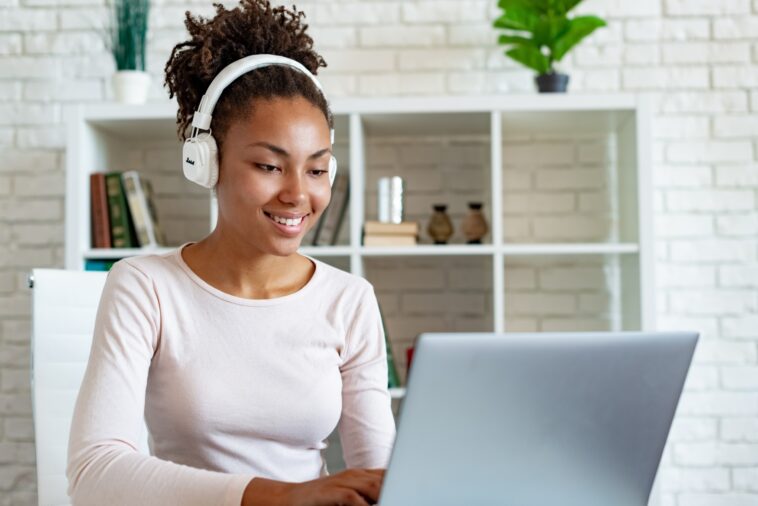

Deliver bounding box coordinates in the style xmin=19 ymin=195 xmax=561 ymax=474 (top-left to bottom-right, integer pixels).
xmin=349 ymin=113 xmax=365 ymax=278
xmin=491 ymin=111 xmax=505 ymax=333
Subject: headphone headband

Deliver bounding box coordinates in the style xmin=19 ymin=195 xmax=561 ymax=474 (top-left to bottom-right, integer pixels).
xmin=191 ymin=54 xmax=326 ymax=132
xmin=182 ymin=53 xmax=337 ymax=190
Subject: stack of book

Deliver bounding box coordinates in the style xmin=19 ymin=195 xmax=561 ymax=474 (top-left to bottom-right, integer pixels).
xmin=90 ymin=170 xmax=165 ymax=250
xmin=363 ymin=221 xmax=419 ymax=246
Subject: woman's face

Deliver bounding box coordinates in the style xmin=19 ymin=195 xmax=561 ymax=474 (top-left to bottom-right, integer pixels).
xmin=215 ymin=95 xmax=333 ymax=257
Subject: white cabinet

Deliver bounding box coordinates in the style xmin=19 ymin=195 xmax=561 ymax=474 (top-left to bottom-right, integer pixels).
xmin=66 ymin=94 xmax=653 ymax=378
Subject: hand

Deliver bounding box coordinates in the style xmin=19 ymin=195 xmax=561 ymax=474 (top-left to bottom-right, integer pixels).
xmin=242 ymin=468 xmax=386 ymax=506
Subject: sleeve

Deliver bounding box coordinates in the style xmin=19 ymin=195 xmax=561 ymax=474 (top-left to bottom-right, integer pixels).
xmin=337 ymin=282 xmax=397 ymax=469
xmin=66 ymin=260 xmax=252 ymax=506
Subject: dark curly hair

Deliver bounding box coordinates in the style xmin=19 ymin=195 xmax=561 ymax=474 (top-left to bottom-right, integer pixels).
xmin=164 ymin=0 xmax=331 ymax=144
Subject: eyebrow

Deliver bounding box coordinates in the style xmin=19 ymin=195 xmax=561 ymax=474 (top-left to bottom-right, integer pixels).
xmin=246 ymin=142 xmax=331 ymax=160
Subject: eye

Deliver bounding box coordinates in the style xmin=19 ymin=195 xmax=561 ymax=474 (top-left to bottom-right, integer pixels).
xmin=256 ymin=164 xmax=280 ymax=173
xmin=310 ymin=169 xmax=329 ymax=177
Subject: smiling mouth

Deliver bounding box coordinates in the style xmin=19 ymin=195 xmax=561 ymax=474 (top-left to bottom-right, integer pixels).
xmin=263 ymin=211 xmax=308 ymax=227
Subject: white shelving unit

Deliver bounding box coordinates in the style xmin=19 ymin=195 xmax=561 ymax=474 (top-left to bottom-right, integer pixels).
xmin=66 ymin=93 xmax=654 ymax=339
xmin=66 ymin=94 xmax=657 ymax=495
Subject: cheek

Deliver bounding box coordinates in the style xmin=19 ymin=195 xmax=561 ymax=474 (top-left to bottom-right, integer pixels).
xmin=314 ymin=185 xmax=332 ymax=211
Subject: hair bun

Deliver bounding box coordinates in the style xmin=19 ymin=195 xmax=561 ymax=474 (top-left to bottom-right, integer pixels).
xmin=164 ymin=0 xmax=328 ymax=141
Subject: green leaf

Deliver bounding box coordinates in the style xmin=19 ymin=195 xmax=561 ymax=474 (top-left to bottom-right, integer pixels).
xmin=109 ymin=0 xmax=150 ymax=71
xmin=498 ymin=0 xmax=537 ymax=10
xmin=505 ymin=46 xmax=550 ymax=74
xmin=550 ymin=0 xmax=583 ymax=15
xmin=493 ymin=5 xmax=540 ymax=32
xmin=552 ymin=15 xmax=606 ymax=62
xmin=533 ymin=16 xmax=569 ymax=47
xmin=498 ymin=34 xmax=535 ymax=46
xmin=493 ymin=13 xmax=529 ymax=31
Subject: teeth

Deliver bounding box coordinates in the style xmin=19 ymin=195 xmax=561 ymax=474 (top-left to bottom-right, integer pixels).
xmin=270 ymin=213 xmax=304 ymax=226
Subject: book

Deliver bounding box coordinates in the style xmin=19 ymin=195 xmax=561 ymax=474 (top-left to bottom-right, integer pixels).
xmin=89 ymin=172 xmax=111 ymax=248
xmin=377 ymin=300 xmax=401 ymax=389
xmin=141 ymin=177 xmax=166 ymax=245
xmin=122 ymin=171 xmax=165 ymax=248
xmin=314 ymin=173 xmax=349 ymax=246
xmin=105 ymin=172 xmax=136 ymax=248
xmin=84 ymin=259 xmax=118 ymax=271
xmin=363 ymin=234 xmax=417 ymax=247
xmin=364 ymin=220 xmax=419 ymax=236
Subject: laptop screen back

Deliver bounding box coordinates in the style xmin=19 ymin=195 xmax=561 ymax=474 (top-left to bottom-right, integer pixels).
xmin=378 ymin=331 xmax=698 ymax=506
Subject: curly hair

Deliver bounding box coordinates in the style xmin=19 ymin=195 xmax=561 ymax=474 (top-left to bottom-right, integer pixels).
xmin=164 ymin=0 xmax=331 ymax=143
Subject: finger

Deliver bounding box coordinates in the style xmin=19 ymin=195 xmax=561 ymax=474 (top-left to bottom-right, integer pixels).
xmin=335 ymin=487 xmax=371 ymax=506
xmin=347 ymin=468 xmax=384 ymax=479
xmin=339 ymin=475 xmax=383 ymax=503
xmin=334 ymin=468 xmax=383 ymax=480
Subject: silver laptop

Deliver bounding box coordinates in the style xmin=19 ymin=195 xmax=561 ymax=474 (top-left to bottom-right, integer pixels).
xmin=378 ymin=331 xmax=698 ymax=506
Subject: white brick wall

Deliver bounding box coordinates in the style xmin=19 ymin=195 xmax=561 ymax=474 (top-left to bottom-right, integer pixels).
xmin=1 ymin=0 xmax=757 ymax=504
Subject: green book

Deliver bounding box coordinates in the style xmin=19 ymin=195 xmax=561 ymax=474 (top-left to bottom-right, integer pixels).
xmin=85 ymin=259 xmax=118 ymax=271
xmin=377 ymin=301 xmax=401 ymax=389
xmin=105 ymin=172 xmax=136 ymax=248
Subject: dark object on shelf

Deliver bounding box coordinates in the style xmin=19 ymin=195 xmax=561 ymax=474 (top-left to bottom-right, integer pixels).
xmin=427 ymin=204 xmax=453 ymax=244
xmin=462 ymin=202 xmax=489 ymax=244
xmin=90 ymin=173 xmax=111 ymax=248
xmin=536 ymin=72 xmax=570 ymax=93
xmin=313 ymin=173 xmax=349 ymax=246
xmin=406 ymin=346 xmax=415 ymax=378
xmin=105 ymin=172 xmax=137 ymax=248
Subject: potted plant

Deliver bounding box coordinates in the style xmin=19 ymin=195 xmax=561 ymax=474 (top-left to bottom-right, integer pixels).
xmin=107 ymin=0 xmax=151 ymax=104
xmin=493 ymin=0 xmax=606 ymax=93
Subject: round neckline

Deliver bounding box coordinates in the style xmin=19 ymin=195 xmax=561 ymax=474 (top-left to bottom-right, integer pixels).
xmin=173 ymin=242 xmax=321 ymax=307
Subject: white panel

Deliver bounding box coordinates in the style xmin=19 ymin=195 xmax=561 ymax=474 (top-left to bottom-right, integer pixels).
xmin=31 ymin=269 xmax=150 ymax=506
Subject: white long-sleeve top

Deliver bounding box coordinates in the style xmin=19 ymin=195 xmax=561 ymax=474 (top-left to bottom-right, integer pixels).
xmin=67 ymin=244 xmax=396 ymax=505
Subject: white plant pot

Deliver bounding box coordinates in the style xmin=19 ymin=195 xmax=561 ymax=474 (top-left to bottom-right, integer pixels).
xmin=112 ymin=70 xmax=151 ymax=104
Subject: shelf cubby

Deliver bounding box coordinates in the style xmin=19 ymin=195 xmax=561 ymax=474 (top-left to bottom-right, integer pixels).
xmin=68 ymin=94 xmax=654 ymax=359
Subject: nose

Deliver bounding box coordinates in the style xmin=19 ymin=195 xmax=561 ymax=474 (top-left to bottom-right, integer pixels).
xmin=278 ymin=170 xmax=307 ymax=205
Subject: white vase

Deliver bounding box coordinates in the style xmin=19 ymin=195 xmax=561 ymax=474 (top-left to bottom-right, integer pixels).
xmin=112 ymin=70 xmax=151 ymax=104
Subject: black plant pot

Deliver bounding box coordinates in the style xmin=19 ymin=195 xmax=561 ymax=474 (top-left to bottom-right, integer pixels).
xmin=535 ymin=72 xmax=569 ymax=93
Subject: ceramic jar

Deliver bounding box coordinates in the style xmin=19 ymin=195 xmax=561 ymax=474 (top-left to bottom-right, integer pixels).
xmin=461 ymin=202 xmax=489 ymax=244
xmin=427 ymin=204 xmax=454 ymax=244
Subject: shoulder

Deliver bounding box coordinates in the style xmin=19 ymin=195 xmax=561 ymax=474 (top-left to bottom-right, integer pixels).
xmin=311 ymin=257 xmax=375 ymax=297
xmin=105 ymin=249 xmax=184 ymax=296
xmin=113 ymin=249 xmax=181 ymax=281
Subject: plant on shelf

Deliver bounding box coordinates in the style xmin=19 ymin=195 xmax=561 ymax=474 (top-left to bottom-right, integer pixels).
xmin=493 ymin=0 xmax=606 ymax=93
xmin=106 ymin=0 xmax=151 ymax=104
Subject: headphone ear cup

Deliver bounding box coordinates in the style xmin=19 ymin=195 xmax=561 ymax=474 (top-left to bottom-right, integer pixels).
xmin=182 ymin=133 xmax=218 ymax=189
xmin=328 ymin=156 xmax=337 ymax=187
xmin=205 ymin=134 xmax=219 ymax=188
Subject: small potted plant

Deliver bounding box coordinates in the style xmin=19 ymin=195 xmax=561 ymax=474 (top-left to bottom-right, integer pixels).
xmin=493 ymin=0 xmax=606 ymax=93
xmin=107 ymin=0 xmax=151 ymax=104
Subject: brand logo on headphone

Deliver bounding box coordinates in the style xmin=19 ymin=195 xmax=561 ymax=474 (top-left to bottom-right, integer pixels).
xmin=185 ymin=157 xmax=195 ymax=165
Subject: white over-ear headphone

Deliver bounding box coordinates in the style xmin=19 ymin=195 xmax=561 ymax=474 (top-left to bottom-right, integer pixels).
xmin=182 ymin=54 xmax=337 ymax=189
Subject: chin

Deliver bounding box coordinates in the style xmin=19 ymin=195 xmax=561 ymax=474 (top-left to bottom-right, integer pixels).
xmin=266 ymin=240 xmax=303 ymax=257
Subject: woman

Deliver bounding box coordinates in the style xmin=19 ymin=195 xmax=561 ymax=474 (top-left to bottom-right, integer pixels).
xmin=66 ymin=1 xmax=396 ymax=505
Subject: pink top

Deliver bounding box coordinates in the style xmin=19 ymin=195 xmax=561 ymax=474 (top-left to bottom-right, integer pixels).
xmin=67 ymin=244 xmax=396 ymax=505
